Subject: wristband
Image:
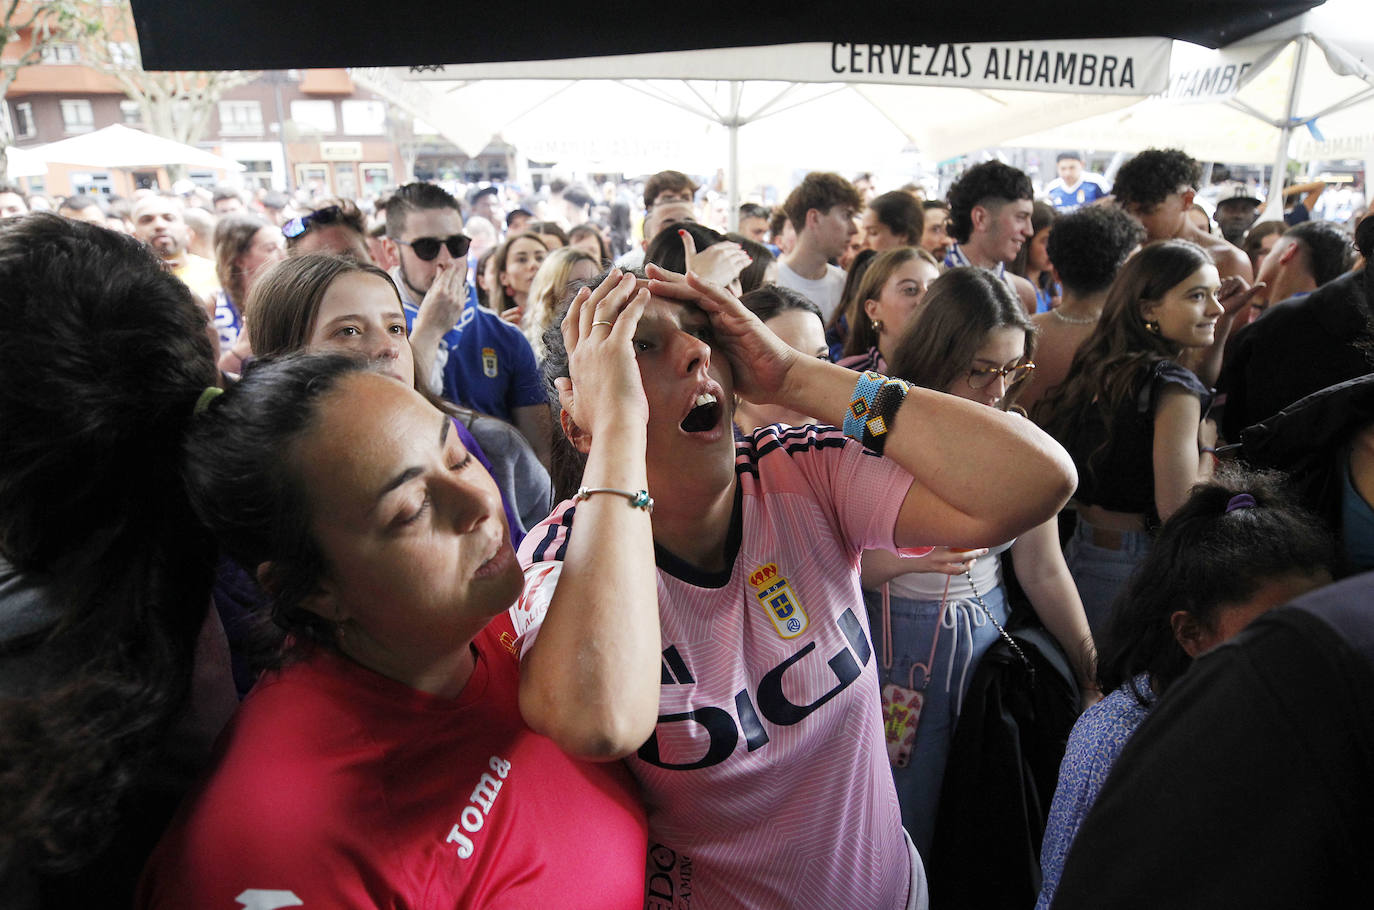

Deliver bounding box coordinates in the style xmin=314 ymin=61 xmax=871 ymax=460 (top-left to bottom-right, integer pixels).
xmin=1200 ymin=445 xmax=1220 ymax=465
xmin=863 ymin=378 xmax=911 ymax=455
xmin=843 ymin=371 xmax=887 ymax=441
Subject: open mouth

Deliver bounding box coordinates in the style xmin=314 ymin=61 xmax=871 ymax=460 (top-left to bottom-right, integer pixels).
xmin=680 ymin=392 xmax=722 ymax=433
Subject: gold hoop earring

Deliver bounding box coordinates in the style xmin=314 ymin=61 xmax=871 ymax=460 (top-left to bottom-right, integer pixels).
xmin=1145 ymin=320 xmax=1161 ymax=335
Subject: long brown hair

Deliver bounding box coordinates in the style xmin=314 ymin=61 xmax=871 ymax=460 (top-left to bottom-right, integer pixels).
xmin=843 ymin=247 xmax=937 ymax=357
xmin=1033 ymin=239 xmax=1214 ymax=442
xmin=492 ymin=232 xmax=550 ymax=314
xmin=246 ymin=254 xmax=398 ymax=358
xmin=214 ymin=213 xmax=270 ymax=306
xmin=246 ymin=253 xmax=476 ymax=421
xmin=888 ymin=266 xmax=1035 ymax=411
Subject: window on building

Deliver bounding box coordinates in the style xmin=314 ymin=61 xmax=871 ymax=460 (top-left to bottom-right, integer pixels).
xmin=107 ymin=42 xmax=138 ymax=67
xmin=218 ymin=100 xmax=264 ymax=136
xmin=11 ymin=102 xmax=36 ymax=139
xmin=361 ymin=163 xmax=393 ymax=195
xmin=59 ymin=99 xmax=95 ymax=134
xmin=340 ymin=99 xmax=386 ymax=136
xmin=289 ymin=100 xmax=337 ymax=135
xmin=40 ymin=43 xmax=80 ymax=64
xmin=120 ymin=100 xmax=143 ymax=126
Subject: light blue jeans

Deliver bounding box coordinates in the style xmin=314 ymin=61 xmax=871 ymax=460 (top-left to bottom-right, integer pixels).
xmin=865 ymin=583 xmax=1009 ymax=858
xmin=1063 ymin=520 xmax=1152 ymax=643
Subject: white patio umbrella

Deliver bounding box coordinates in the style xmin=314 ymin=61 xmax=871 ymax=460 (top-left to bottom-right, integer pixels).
xmin=1000 ymin=0 xmax=1374 ymax=214
xmin=3 ymin=144 xmax=47 ymax=179
xmin=27 ymin=124 xmax=244 ymax=172
xmin=352 ymin=36 xmax=1170 ymax=222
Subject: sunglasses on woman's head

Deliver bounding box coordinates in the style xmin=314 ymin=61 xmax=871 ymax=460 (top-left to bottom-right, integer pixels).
xmin=282 ymin=205 xmax=342 ymax=240
xmin=392 ymin=234 xmax=472 ymax=262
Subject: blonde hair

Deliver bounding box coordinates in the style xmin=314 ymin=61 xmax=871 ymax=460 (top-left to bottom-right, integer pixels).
xmin=521 ymin=246 xmax=599 ymax=360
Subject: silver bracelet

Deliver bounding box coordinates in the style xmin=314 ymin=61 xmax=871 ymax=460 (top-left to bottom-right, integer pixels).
xmin=574 ymin=486 xmax=654 ymax=512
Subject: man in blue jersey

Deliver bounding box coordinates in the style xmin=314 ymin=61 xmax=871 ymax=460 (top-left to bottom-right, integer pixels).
xmin=384 ymin=182 xmax=552 ymax=468
xmin=1045 ymin=152 xmax=1110 ymax=214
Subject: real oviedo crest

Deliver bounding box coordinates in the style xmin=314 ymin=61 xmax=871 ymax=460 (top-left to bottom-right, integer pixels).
xmin=481 ymin=346 xmax=499 ymax=378
xmin=749 ymin=563 xmax=808 ymax=639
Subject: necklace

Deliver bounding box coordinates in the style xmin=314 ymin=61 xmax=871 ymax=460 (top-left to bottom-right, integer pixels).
xmin=1050 ymin=308 xmax=1099 ymax=325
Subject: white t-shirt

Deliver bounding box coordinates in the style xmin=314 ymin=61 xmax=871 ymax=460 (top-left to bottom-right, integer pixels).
xmin=776 ymin=261 xmax=848 ymax=322
xmin=514 ymin=424 xmax=926 ymax=910
xmin=886 ymin=539 xmax=1014 ymax=601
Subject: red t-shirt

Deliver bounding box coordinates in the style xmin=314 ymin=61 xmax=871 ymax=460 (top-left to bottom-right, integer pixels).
xmin=137 ymin=619 xmax=647 ymax=909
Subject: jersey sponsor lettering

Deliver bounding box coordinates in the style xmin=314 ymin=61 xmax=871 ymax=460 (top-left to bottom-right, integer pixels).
xmin=645 ymin=843 xmax=694 ymax=910
xmin=445 ymin=755 xmax=512 ymax=859
xmin=637 ymin=608 xmax=871 ymax=770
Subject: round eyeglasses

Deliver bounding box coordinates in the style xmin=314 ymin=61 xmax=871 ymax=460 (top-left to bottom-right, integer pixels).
xmin=966 ymin=362 xmax=1035 ymax=390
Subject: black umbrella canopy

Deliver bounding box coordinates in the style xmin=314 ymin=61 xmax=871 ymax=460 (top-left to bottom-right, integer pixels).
xmin=131 ymin=0 xmax=1322 ymax=71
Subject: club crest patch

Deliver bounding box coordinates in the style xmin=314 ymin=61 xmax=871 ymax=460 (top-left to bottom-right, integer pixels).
xmin=481 ymin=346 xmax=498 ymax=378
xmin=749 ymin=563 xmax=808 ymax=639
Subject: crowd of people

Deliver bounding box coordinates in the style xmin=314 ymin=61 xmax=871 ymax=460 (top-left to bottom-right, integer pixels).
xmin=2 ymin=144 xmax=1373 ymax=909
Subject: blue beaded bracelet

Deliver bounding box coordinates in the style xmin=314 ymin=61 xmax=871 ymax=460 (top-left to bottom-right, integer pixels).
xmin=843 ymin=370 xmax=887 ymax=441
xmin=574 ymin=486 xmax=654 ymax=512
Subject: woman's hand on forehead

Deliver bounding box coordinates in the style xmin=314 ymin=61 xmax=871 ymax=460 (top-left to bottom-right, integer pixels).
xmin=556 ymin=270 xmax=650 ymax=436
xmin=646 ymin=264 xmax=795 ymax=403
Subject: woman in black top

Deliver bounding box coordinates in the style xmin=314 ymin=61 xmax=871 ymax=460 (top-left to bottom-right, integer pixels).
xmin=1034 ymin=240 xmax=1247 ymax=638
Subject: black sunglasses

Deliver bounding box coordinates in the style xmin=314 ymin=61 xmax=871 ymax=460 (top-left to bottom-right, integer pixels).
xmin=282 ymin=205 xmax=342 ymax=240
xmin=392 ymin=234 xmax=472 ymax=262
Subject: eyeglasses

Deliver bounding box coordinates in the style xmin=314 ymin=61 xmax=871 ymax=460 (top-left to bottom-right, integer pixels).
xmin=282 ymin=205 xmax=342 ymax=240
xmin=391 ymin=234 xmax=472 ymax=262
xmin=966 ymin=362 xmax=1035 ymax=390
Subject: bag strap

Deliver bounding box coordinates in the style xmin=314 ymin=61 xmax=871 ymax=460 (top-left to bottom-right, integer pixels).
xmin=963 ymin=568 xmax=1035 ymax=681
xmin=880 ymin=575 xmax=949 ymax=691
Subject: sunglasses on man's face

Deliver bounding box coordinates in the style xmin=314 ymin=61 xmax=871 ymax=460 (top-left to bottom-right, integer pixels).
xmin=282 ymin=205 xmax=342 ymax=240
xmin=393 ymin=234 xmax=472 ymax=262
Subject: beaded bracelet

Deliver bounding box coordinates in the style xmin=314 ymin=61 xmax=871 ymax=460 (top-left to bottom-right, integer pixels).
xmin=844 ymin=371 xmax=910 ymax=456
xmin=843 ymin=371 xmax=887 ymax=440
xmin=574 ymin=486 xmax=654 ymax=512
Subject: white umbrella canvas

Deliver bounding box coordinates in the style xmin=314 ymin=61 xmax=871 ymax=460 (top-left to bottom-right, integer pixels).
xmin=27 ymin=124 xmax=244 ymax=172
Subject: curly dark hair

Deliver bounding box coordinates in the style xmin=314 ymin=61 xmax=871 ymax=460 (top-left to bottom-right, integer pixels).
xmin=1285 ymin=220 xmax=1356 ymax=287
xmin=1047 ymin=205 xmax=1147 ymax=295
xmin=945 ymin=160 xmax=1033 ymax=245
xmin=0 ymin=213 xmax=218 ymax=877
xmin=1111 ymin=149 xmax=1201 ymax=210
xmin=1097 ymin=466 xmax=1336 ymax=704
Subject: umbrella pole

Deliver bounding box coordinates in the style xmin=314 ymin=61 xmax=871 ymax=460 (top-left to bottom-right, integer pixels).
xmin=728 ymin=81 xmax=742 ymax=233
xmin=1264 ymin=35 xmax=1308 ymax=222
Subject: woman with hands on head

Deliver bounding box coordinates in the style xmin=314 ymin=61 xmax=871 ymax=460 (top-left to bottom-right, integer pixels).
xmin=138 ymin=349 xmax=649 ymax=908
xmin=861 ymin=267 xmax=1097 ymax=856
xmin=517 ymin=259 xmax=1077 ymax=908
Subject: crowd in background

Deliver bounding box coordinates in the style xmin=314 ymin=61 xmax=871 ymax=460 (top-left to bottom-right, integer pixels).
xmin=2 ymin=144 xmax=1374 ymax=909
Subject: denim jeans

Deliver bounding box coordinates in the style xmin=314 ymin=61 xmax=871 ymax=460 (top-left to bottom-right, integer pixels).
xmin=865 ymin=582 xmax=1009 ymax=858
xmin=1063 ymin=520 xmax=1151 ymax=642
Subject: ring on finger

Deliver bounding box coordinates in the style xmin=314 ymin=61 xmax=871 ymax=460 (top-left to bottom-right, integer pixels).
xmin=591 ymin=320 xmax=614 ymax=328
